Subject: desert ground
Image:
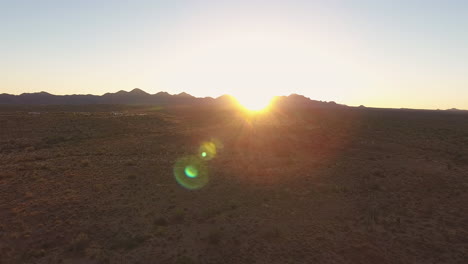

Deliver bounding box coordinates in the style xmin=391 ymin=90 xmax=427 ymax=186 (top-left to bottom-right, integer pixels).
xmin=0 ymin=104 xmax=467 ymax=264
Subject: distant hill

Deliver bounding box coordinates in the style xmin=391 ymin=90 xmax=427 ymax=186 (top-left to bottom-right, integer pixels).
xmin=0 ymin=88 xmax=346 ymax=109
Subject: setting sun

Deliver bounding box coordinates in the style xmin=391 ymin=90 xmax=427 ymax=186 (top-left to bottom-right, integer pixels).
xmin=234 ymin=94 xmax=273 ymax=112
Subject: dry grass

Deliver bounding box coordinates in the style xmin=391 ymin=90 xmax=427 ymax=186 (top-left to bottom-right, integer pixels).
xmin=0 ymin=105 xmax=467 ymax=263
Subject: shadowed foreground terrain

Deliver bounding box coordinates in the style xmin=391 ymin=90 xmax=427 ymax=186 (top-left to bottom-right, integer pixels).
xmin=1 ymin=105 xmax=467 ymax=263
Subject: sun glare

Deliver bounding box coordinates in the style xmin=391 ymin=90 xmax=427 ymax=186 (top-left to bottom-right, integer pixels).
xmin=235 ymin=95 xmax=273 ymax=112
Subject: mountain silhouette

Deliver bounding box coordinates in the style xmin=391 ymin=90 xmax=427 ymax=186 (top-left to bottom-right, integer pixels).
xmin=0 ymin=89 xmax=347 ymax=108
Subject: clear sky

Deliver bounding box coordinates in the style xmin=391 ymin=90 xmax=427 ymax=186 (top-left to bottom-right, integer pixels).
xmin=1 ymin=0 xmax=467 ymax=109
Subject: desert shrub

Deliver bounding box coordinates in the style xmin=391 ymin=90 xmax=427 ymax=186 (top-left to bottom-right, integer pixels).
xmin=70 ymin=233 xmax=90 ymax=253
xmin=262 ymin=227 xmax=282 ymax=241
xmin=110 ymin=234 xmax=148 ymax=250
xmin=25 ymin=146 xmax=35 ymax=152
xmin=373 ymin=170 xmax=384 ymax=178
xmin=154 ymin=217 xmax=168 ymax=226
xmin=369 ymin=183 xmax=382 ymax=191
xmin=25 ymin=249 xmax=46 ymax=258
xmin=200 ymin=208 xmax=222 ymax=220
xmin=207 ymin=230 xmax=223 ymax=245
xmin=84 ymin=243 xmax=105 ymax=260
xmin=37 ymin=162 xmax=50 ymax=170
xmin=172 ymin=209 xmax=185 ymax=224
xmin=24 ymin=192 xmax=34 ymax=199
xmin=34 ymin=154 xmax=46 ymax=161
xmin=154 ymin=226 xmax=167 ymax=237
xmin=80 ymin=159 xmax=90 ymax=167
xmin=175 ymin=256 xmax=196 ymax=264
xmin=43 ymin=135 xmax=67 ymax=145
xmin=124 ymin=160 xmax=136 ymax=166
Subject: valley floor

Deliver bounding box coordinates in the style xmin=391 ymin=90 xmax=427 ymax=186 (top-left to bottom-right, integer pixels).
xmin=1 ymin=105 xmax=467 ymax=263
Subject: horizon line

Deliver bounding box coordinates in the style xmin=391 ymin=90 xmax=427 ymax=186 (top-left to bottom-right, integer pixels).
xmin=1 ymin=88 xmax=467 ymax=112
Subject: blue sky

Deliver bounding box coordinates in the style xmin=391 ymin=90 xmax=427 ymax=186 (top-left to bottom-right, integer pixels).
xmin=1 ymin=0 xmax=467 ymax=109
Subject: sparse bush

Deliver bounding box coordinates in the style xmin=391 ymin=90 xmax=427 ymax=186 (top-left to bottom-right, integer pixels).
xmin=373 ymin=170 xmax=385 ymax=178
xmin=25 ymin=146 xmax=35 ymax=152
xmin=110 ymin=235 xmax=148 ymax=250
xmin=370 ymin=183 xmax=382 ymax=191
xmin=26 ymin=248 xmax=46 ymax=258
xmin=201 ymin=208 xmax=221 ymax=220
xmin=207 ymin=230 xmax=223 ymax=245
xmin=175 ymin=256 xmax=196 ymax=264
xmin=172 ymin=209 xmax=185 ymax=224
xmin=70 ymin=233 xmax=90 ymax=253
xmin=37 ymin=162 xmax=50 ymax=170
xmin=124 ymin=160 xmax=136 ymax=166
xmin=154 ymin=217 xmax=168 ymax=226
xmin=80 ymin=159 xmax=90 ymax=167
xmin=154 ymin=226 xmax=167 ymax=237
xmin=84 ymin=243 xmax=104 ymax=260
xmin=447 ymin=163 xmax=453 ymax=170
xmin=24 ymin=191 xmax=34 ymax=199
xmin=262 ymin=227 xmax=282 ymax=240
xmin=34 ymin=154 xmax=46 ymax=161
xmin=43 ymin=135 xmax=66 ymax=145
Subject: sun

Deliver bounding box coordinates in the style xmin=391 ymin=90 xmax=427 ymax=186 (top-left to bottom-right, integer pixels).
xmin=234 ymin=94 xmax=273 ymax=112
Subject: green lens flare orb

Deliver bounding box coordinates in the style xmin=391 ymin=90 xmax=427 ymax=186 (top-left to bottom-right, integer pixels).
xmin=201 ymin=152 xmax=207 ymax=158
xmin=174 ymin=156 xmax=209 ymax=190
xmin=184 ymin=165 xmax=198 ymax=178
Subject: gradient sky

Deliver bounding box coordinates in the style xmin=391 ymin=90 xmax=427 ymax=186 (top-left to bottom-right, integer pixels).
xmin=1 ymin=0 xmax=467 ymax=109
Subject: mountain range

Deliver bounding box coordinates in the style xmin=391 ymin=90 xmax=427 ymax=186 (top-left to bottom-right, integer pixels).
xmin=0 ymin=88 xmax=345 ymax=108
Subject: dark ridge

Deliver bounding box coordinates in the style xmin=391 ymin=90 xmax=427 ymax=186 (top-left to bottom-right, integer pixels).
xmin=176 ymin=92 xmax=194 ymax=98
xmin=0 ymin=88 xmax=346 ymax=109
xmin=129 ymin=88 xmax=149 ymax=95
xmin=154 ymin=91 xmax=171 ymax=96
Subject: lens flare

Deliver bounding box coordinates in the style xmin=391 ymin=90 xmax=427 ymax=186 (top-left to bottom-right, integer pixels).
xmin=173 ymin=139 xmax=224 ymax=190
xmin=184 ymin=165 xmax=198 ymax=178
xmin=199 ymin=141 xmax=217 ymax=160
xmin=173 ymin=156 xmax=209 ymax=190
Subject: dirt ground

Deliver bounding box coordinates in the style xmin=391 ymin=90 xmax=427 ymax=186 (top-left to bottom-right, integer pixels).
xmin=1 ymin=105 xmax=467 ymax=263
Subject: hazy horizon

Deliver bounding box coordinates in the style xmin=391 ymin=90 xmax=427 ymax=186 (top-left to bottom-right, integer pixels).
xmin=2 ymin=0 xmax=468 ymax=110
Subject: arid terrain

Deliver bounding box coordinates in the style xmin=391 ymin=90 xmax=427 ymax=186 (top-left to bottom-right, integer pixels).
xmin=1 ymin=104 xmax=467 ymax=263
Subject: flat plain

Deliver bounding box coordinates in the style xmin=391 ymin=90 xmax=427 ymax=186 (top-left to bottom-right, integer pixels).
xmin=1 ymin=105 xmax=467 ymax=263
